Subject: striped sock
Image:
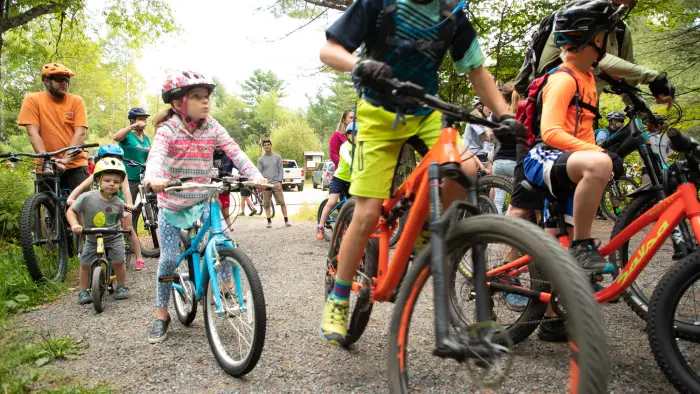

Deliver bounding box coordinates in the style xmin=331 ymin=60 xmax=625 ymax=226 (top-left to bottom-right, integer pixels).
xmin=330 ymin=278 xmax=352 ymax=302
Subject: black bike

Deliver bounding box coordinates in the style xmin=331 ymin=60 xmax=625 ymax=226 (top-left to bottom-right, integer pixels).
xmin=0 ymin=143 xmax=98 ymax=282
xmin=124 ymin=159 xmax=160 ymax=258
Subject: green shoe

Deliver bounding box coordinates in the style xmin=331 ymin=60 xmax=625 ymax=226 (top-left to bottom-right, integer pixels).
xmin=77 ymin=290 xmax=92 ymax=305
xmin=320 ymin=298 xmax=349 ymax=346
xmin=114 ymin=285 xmax=129 ymax=300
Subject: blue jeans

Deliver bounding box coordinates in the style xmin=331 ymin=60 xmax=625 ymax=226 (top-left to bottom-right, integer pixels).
xmin=493 ymin=159 xmax=516 ymax=214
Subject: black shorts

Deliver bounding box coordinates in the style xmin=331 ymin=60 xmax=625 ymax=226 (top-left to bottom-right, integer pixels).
xmin=328 ymin=177 xmax=351 ymax=196
xmin=36 ymin=166 xmax=89 ymax=197
xmin=128 ymin=179 xmax=140 ymax=203
xmin=240 ymin=188 xmax=251 ymax=197
xmin=510 ymin=144 xmax=544 ymax=210
xmin=476 ymin=153 xmax=489 ymax=163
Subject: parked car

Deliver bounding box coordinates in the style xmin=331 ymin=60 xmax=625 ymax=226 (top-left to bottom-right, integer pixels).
xmin=282 ymin=159 xmax=305 ymax=191
xmin=313 ymin=160 xmax=335 ymax=191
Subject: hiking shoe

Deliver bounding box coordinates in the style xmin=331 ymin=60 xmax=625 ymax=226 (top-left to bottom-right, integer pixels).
xmin=114 ymin=285 xmax=129 ymax=300
xmin=320 ymin=298 xmax=349 ymax=346
xmin=501 ymin=277 xmax=528 ymax=312
xmin=570 ymin=242 xmax=608 ymax=272
xmin=285 ymin=221 xmax=292 ymax=227
xmin=77 ymin=290 xmax=92 ymax=305
xmin=248 ymin=210 xmax=257 ymax=216
xmin=266 ymin=222 xmax=272 ymax=229
xmin=135 ymin=259 xmax=145 ymax=271
xmin=238 ymin=211 xmax=246 ymax=216
xmin=536 ymin=318 xmax=568 ymax=342
xmin=316 ymin=226 xmax=324 ymax=240
xmin=148 ymin=316 xmax=171 ymax=344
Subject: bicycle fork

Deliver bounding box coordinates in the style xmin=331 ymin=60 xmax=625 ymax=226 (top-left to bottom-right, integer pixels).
xmin=428 ymin=163 xmax=496 ymax=362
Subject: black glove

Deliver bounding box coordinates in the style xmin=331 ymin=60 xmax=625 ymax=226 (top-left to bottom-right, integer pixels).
xmin=351 ymin=59 xmax=392 ymax=92
xmin=494 ymin=115 xmax=526 ymax=144
xmin=649 ymin=72 xmax=675 ymax=99
xmin=605 ymin=150 xmax=625 ymax=179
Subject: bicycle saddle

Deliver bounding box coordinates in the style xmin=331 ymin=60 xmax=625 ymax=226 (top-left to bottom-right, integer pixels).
xmin=520 ymin=180 xmax=558 ymax=201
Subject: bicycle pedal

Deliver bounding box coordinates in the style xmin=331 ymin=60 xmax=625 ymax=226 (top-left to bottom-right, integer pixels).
xmin=158 ymin=276 xmax=180 ymax=283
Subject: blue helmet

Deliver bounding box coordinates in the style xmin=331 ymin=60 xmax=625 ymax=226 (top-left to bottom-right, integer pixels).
xmin=345 ymin=122 xmax=358 ymax=134
xmin=97 ymin=144 xmax=124 ymax=159
xmin=128 ymin=107 xmax=150 ymax=120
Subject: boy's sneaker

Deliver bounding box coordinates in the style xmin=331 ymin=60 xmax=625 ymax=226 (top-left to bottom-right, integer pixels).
xmin=320 ymin=298 xmax=349 ymax=346
xmin=316 ymin=226 xmax=324 ymax=240
xmin=536 ymin=317 xmax=568 ymax=342
xmin=77 ymin=290 xmax=92 ymax=305
xmin=266 ymin=222 xmax=272 ymax=229
xmin=570 ymin=241 xmax=608 ymax=272
xmin=500 ymin=277 xmax=528 ymax=311
xmin=135 ymin=259 xmax=145 ymax=271
xmin=248 ymin=210 xmax=257 ymax=216
xmin=285 ymin=221 xmax=292 ymax=227
xmin=114 ymin=285 xmax=129 ymax=300
xmin=148 ymin=315 xmax=171 ymax=344
xmin=238 ymin=211 xmax=246 ymax=216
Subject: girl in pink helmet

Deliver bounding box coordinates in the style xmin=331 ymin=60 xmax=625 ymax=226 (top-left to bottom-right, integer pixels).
xmin=144 ymin=70 xmax=265 ymax=343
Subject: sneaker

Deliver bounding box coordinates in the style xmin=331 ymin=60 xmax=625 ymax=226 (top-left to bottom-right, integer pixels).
xmin=135 ymin=259 xmax=145 ymax=271
xmin=238 ymin=211 xmax=246 ymax=216
xmin=536 ymin=317 xmax=568 ymax=342
xmin=148 ymin=315 xmax=171 ymax=344
xmin=248 ymin=210 xmax=257 ymax=216
xmin=320 ymin=298 xmax=349 ymax=346
xmin=501 ymin=277 xmax=528 ymax=312
xmin=114 ymin=285 xmax=129 ymax=300
xmin=285 ymin=221 xmax=292 ymax=227
xmin=570 ymin=241 xmax=608 ymax=272
xmin=316 ymin=226 xmax=324 ymax=240
xmin=77 ymin=290 xmax=92 ymax=305
xmin=266 ymin=222 xmax=272 ymax=229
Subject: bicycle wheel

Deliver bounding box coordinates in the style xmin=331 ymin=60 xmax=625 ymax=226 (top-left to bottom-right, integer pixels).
xmin=325 ymin=198 xmax=378 ymax=347
xmin=600 ymin=176 xmax=639 ymax=220
xmin=477 ymin=194 xmax=498 ymax=214
xmin=648 ymin=252 xmax=700 ymax=394
xmin=252 ymin=191 xmax=264 ymax=216
xmin=203 ymin=247 xmax=266 ymax=377
xmin=173 ymin=230 xmax=197 ymax=326
xmin=388 ymin=215 xmax=608 ymax=393
xmin=389 ymin=211 xmax=407 ymax=248
xmin=608 ymin=192 xmax=681 ymax=321
xmin=133 ymin=201 xmax=160 ymax=258
xmin=317 ymin=198 xmax=330 ymax=240
xmin=20 ymin=193 xmax=68 ymax=282
xmin=478 ymin=175 xmax=513 ymax=215
xmin=91 ymin=264 xmax=107 ymax=313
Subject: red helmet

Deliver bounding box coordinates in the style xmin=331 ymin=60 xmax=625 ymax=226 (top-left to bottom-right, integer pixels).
xmin=161 ymin=70 xmax=216 ymax=104
xmin=41 ymin=63 xmax=75 ymax=79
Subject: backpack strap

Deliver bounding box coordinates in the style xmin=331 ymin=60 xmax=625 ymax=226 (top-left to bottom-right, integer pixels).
xmin=556 ymin=66 xmax=601 ymax=137
xmin=369 ymin=0 xmax=398 ymax=59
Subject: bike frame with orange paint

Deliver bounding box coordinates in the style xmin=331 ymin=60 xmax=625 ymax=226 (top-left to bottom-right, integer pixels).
xmin=488 ymin=182 xmax=700 ymax=303
xmin=351 ymin=126 xmax=465 ymax=303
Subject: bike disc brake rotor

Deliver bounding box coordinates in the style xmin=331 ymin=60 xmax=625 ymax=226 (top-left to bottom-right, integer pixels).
xmin=464 ymin=321 xmax=514 ymax=389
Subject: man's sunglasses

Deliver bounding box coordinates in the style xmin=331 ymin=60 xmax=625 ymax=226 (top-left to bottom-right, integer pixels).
xmin=50 ymin=76 xmax=71 ymax=83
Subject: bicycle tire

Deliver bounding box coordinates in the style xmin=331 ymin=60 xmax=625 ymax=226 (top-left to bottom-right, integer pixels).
xmin=91 ymin=264 xmax=106 ymax=313
xmin=20 ymin=193 xmax=68 ymax=283
xmin=600 ymin=176 xmax=639 ymax=220
xmin=325 ymin=198 xmax=378 ymax=347
xmin=478 ymin=175 xmax=513 ymax=214
xmin=648 ymin=252 xmax=700 ymax=394
xmin=477 ymin=194 xmax=498 ymax=214
xmin=388 ymin=215 xmax=608 ymax=393
xmin=608 ymin=192 xmax=661 ymax=321
xmin=317 ymin=198 xmax=331 ymax=241
xmin=173 ymin=230 xmax=197 ymax=326
xmin=133 ymin=202 xmax=160 ymax=258
xmin=203 ymin=247 xmax=266 ymax=377
xmin=389 ymin=211 xmax=407 ymax=248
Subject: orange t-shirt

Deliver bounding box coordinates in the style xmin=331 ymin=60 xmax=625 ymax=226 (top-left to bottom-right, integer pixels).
xmin=17 ymin=92 xmax=89 ymax=169
xmin=540 ymin=63 xmax=602 ymax=152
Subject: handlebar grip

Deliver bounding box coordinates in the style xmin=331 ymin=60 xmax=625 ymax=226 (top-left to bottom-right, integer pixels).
xmin=167 ymin=180 xmax=183 ymax=188
xmin=82 ymin=143 xmax=100 ymax=148
xmin=668 ymin=128 xmax=692 ymax=153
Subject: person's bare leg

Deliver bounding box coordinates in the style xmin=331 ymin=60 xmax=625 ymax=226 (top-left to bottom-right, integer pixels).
xmin=565 ymin=151 xmax=612 ymax=240
xmin=122 ymin=215 xmax=143 ymax=262
xmin=280 ymin=204 xmax=288 ymax=218
xmin=79 ymin=265 xmax=90 ymax=290
xmin=318 ymin=194 xmax=340 ymax=228
xmin=504 ymin=205 xmax=532 ymax=261
xmin=336 ymin=198 xmax=384 ymax=281
xmin=113 ymin=262 xmax=126 ymax=285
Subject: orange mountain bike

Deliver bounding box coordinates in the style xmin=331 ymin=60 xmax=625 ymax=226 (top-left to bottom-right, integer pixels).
xmin=477 ymin=127 xmax=700 ymax=349
xmin=325 ymin=77 xmax=608 ymax=393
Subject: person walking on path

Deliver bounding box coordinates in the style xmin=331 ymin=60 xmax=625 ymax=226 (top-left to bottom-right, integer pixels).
xmin=258 ymin=138 xmax=291 ymax=228
xmin=329 ymin=110 xmax=354 ymax=168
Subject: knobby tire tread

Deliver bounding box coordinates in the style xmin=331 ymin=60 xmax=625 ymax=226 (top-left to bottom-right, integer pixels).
xmin=20 ymin=193 xmax=68 ymax=283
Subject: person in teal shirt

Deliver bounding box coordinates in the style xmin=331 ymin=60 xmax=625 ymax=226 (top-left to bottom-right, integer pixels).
xmin=114 ymin=108 xmax=152 ymax=201
xmin=316 ymin=122 xmax=355 ymax=240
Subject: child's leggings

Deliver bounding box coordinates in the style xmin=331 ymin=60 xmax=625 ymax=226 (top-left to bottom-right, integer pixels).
xmin=155 ymin=208 xmax=233 ymax=308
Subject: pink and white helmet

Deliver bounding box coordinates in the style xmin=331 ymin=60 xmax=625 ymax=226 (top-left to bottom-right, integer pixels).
xmin=161 ymin=70 xmax=216 ymax=104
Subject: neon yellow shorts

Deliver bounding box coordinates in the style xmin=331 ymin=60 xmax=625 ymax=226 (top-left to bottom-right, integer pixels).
xmin=349 ymin=99 xmax=458 ymax=199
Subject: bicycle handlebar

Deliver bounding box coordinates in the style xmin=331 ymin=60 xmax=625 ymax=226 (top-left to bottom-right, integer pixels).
xmin=123 ymin=159 xmax=146 ymax=169
xmin=0 ymin=143 xmax=99 ymax=159
xmin=152 ymin=177 xmax=273 ymax=193
xmin=81 ymin=227 xmax=131 ymax=235
xmin=597 ymin=71 xmax=660 ymax=124
xmin=668 ymin=128 xmax=700 ymax=159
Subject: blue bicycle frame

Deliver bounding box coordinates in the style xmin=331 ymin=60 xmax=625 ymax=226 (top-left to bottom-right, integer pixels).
xmin=172 ymin=194 xmax=247 ymax=316
xmin=325 ymin=194 xmax=349 ymax=226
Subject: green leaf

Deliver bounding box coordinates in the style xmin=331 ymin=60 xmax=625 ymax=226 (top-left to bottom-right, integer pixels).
xmin=3 ymin=300 xmax=18 ymax=309
xmin=15 ymin=294 xmax=30 ymax=303
xmin=34 ymin=356 xmax=51 ymax=367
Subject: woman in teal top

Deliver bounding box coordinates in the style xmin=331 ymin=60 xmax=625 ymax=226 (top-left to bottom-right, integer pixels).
xmin=114 ymin=108 xmax=152 ymax=201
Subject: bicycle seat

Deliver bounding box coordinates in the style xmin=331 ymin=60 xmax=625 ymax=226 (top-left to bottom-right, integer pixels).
xmin=520 ymin=180 xmax=558 ymax=202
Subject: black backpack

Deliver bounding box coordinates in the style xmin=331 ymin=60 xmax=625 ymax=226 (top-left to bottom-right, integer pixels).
xmin=514 ymin=13 xmax=627 ymax=96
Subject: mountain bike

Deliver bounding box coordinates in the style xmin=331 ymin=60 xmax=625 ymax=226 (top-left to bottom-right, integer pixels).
xmin=162 ymin=176 xmax=270 ymax=377
xmin=0 ymin=143 xmax=98 ymax=282
xmin=325 ymin=76 xmax=608 ymax=393
xmin=317 ymin=193 xmax=350 ymax=242
xmin=599 ymin=174 xmax=639 ymax=220
xmin=123 ymin=159 xmax=160 ymax=258
xmin=249 ymin=187 xmax=274 ymax=219
xmin=644 ymin=130 xmax=700 ymax=394
xmin=82 ymin=227 xmax=132 ymax=313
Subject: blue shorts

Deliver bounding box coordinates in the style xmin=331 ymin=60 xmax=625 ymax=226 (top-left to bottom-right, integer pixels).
xmin=523 ymin=146 xmax=576 ymax=226
xmin=328 ymin=177 xmax=351 ymax=197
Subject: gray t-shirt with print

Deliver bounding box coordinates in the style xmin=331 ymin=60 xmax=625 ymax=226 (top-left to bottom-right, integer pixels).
xmin=71 ymin=190 xmax=124 ymax=243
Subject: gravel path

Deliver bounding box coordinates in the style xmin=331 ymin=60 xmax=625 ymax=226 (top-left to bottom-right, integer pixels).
xmin=21 ymin=218 xmax=677 ymax=393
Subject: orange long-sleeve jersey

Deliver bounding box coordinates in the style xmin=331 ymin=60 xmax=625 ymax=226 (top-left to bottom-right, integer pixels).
xmin=540 ymin=63 xmax=603 ymax=152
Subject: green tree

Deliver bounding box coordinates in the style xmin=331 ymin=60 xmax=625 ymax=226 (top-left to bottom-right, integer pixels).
xmin=269 ymin=113 xmax=322 ymax=166
xmin=240 ymin=69 xmax=286 ymax=106
xmin=212 ymin=94 xmax=248 ymax=140
xmin=211 ymin=76 xmax=228 ymax=109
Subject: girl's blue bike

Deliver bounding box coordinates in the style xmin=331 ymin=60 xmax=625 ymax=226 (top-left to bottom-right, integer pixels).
xmin=162 ymin=176 xmax=270 ymax=377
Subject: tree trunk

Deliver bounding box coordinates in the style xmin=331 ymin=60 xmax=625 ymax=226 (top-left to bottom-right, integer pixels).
xmin=0 ymin=31 xmax=6 ymax=143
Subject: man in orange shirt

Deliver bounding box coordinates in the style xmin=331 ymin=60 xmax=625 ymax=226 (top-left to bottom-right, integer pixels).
xmin=17 ymin=63 xmax=89 ymax=193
